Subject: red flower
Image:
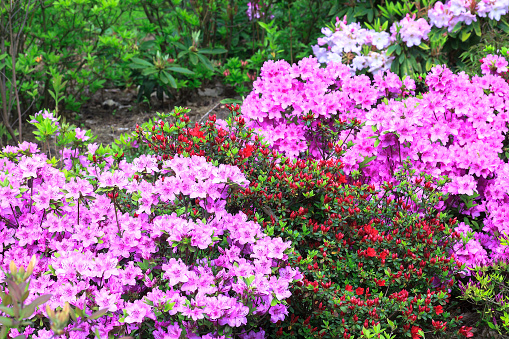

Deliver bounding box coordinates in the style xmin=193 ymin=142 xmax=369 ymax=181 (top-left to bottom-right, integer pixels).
xmin=239 ymin=144 xmax=255 ymax=158
xmin=458 ymin=326 xmax=474 ymax=337
xmin=366 ymin=247 xmax=376 ymax=257
xmin=376 ymin=280 xmax=385 ymax=287
xmin=411 ymin=326 xmax=422 ymax=339
xmin=355 ymin=287 xmax=364 ymax=296
xmin=432 ymin=320 xmax=447 ymax=331
xmin=189 ymin=125 xmax=205 ymax=140
xmin=345 ymin=285 xmax=353 ymax=292
xmin=434 ymin=305 xmax=443 ymax=315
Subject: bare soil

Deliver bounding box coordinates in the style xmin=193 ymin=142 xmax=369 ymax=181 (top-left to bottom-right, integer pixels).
xmin=25 ymin=83 xmax=241 ymax=146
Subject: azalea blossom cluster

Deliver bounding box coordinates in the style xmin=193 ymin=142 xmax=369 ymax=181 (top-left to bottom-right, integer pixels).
xmin=241 ymin=56 xmax=509 ymax=272
xmin=0 ymin=138 xmax=300 ymax=338
xmin=480 ymin=53 xmax=509 ymax=75
xmin=428 ymin=0 xmax=509 ymax=31
xmin=242 ymin=57 xmax=413 ymax=158
xmin=312 ymin=16 xmax=393 ymax=75
xmin=390 ymin=13 xmax=431 ymax=48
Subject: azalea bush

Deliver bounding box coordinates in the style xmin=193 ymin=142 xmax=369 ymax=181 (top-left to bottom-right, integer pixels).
xmin=242 ymin=56 xmax=509 ymax=275
xmin=129 ymin=105 xmax=472 ymax=338
xmin=0 ymin=111 xmax=301 ymax=338
xmin=226 ymin=148 xmax=466 ymax=338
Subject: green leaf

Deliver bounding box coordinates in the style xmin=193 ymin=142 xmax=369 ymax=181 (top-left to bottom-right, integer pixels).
xmin=391 ymin=60 xmax=399 ymax=74
xmin=141 ymin=68 xmax=158 ymax=76
xmin=270 ymin=298 xmax=278 ymax=307
xmin=220 ymin=98 xmax=242 ymax=104
xmin=425 ymin=58 xmax=433 ymax=71
xmin=451 ymin=22 xmax=462 ymax=34
xmin=0 ymin=316 xmax=13 ymax=327
xmin=167 ymin=66 xmax=195 ymax=75
xmin=129 ymin=57 xmax=153 ymax=68
xmin=0 ymin=306 xmax=13 ymax=317
xmin=359 ymin=155 xmax=377 ymax=169
xmin=199 ymin=48 xmax=227 ymax=55
xmin=21 ymin=294 xmax=52 ymax=319
xmin=196 ymin=53 xmax=215 ymax=71
xmin=161 ymin=72 xmax=177 ymax=88
xmin=244 ymin=275 xmax=256 ymax=286
xmin=460 ymin=30 xmax=471 ymax=42
xmin=189 ymin=53 xmax=198 ymax=65
xmin=88 ymin=308 xmax=109 ymax=320
xmin=418 ymin=43 xmax=429 ymax=50
xmin=401 ymin=59 xmax=409 ymax=75
xmin=386 ymin=44 xmax=398 ymax=56
xmin=499 ymin=20 xmax=509 ymax=34
xmin=7 ymin=281 xmax=22 ymax=302
xmin=472 ymin=20 xmax=481 ymax=36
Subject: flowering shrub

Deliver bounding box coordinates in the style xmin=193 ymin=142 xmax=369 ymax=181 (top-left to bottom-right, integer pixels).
xmin=312 ymin=17 xmax=394 ymax=75
xmin=131 ymin=106 xmax=469 ymax=338
xmin=0 ymin=113 xmax=300 ymax=338
xmin=229 ymin=155 xmax=465 ymax=338
xmin=241 ymin=56 xmax=509 ymax=275
xmin=246 ymin=1 xmax=274 ymax=21
xmin=428 ymin=0 xmax=509 ymax=29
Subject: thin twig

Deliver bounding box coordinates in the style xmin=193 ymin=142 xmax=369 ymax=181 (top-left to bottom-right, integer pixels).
xmin=198 ymin=101 xmax=221 ymax=124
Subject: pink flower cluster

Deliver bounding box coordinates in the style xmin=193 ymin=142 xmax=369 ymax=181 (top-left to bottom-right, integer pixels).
xmin=241 ymin=56 xmax=509 ymax=272
xmin=312 ymin=16 xmax=393 ymax=75
xmin=480 ymin=54 xmax=509 ymax=75
xmin=242 ymin=57 xmax=412 ymax=158
xmin=429 ymin=0 xmax=509 ymax=30
xmin=390 ymin=14 xmax=431 ymax=47
xmin=0 ymin=140 xmax=301 ymax=338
